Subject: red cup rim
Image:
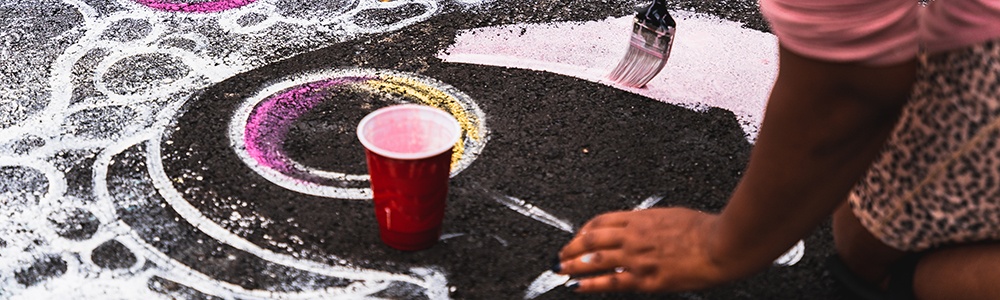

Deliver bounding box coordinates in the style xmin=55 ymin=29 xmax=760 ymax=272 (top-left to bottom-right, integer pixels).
xmin=356 ymin=104 xmax=462 ymax=160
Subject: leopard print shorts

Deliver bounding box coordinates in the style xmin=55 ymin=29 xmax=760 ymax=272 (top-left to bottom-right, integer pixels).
xmin=850 ymin=38 xmax=1000 ymax=252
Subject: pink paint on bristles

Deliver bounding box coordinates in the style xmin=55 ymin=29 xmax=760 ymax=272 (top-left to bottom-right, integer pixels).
xmin=607 ymin=0 xmax=677 ymax=88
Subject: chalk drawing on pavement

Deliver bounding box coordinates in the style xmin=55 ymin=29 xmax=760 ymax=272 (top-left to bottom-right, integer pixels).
xmin=0 ymin=0 xmax=473 ymax=297
xmin=79 ymin=79 xmax=461 ymax=298
xmin=230 ymin=68 xmax=489 ymax=200
xmin=2 ymin=0 xmax=793 ymax=298
xmin=95 ymin=66 xmax=487 ymax=298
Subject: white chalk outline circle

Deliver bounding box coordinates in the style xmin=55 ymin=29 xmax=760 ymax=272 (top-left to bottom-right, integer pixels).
xmin=229 ymin=68 xmax=488 ymax=200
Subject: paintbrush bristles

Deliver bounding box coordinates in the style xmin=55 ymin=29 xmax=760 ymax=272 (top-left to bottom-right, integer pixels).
xmin=607 ymin=21 xmax=675 ymax=88
xmin=607 ymin=47 xmax=668 ymax=88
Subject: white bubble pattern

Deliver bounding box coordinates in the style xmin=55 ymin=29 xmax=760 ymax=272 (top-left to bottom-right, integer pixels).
xmin=0 ymin=0 xmax=473 ymax=298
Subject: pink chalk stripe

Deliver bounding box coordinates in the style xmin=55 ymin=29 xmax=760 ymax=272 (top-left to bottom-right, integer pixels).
xmin=244 ymin=77 xmax=371 ymax=175
xmin=134 ymin=0 xmax=257 ymax=13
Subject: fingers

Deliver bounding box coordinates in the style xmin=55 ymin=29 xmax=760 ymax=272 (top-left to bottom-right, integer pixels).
xmin=559 ymin=211 xmax=638 ymax=261
xmin=569 ymin=271 xmax=640 ymax=293
xmin=558 ymin=249 xmax=627 ymax=276
xmin=559 ymin=228 xmax=625 ymax=260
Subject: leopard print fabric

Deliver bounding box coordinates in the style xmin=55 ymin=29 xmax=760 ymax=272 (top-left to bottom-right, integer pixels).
xmin=850 ymin=38 xmax=1000 ymax=252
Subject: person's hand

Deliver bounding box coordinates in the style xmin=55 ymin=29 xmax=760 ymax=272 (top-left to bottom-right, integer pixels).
xmin=555 ymin=208 xmax=738 ymax=293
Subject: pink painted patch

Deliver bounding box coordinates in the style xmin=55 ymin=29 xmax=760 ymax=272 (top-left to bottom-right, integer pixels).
xmin=134 ymin=0 xmax=257 ymax=13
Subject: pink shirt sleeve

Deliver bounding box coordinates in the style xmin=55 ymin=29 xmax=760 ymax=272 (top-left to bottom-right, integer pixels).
xmin=922 ymin=1 xmax=1000 ymax=56
xmin=760 ymin=0 xmax=919 ymax=66
xmin=760 ymin=0 xmax=1000 ymax=66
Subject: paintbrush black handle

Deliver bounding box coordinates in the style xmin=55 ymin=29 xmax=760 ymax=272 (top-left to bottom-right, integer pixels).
xmin=635 ymin=0 xmax=676 ymax=30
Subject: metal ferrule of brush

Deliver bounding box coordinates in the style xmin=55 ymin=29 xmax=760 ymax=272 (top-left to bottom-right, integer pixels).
xmin=631 ymin=19 xmax=675 ymax=57
xmin=633 ymin=0 xmax=676 ymax=56
xmin=636 ymin=0 xmax=676 ymax=29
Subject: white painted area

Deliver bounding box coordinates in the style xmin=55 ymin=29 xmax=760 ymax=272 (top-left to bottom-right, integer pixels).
xmin=439 ymin=233 xmax=465 ymax=240
xmin=524 ymin=271 xmax=569 ymax=299
xmin=439 ymin=11 xmax=779 ymax=141
xmin=774 ymin=239 xmax=805 ymax=267
xmin=489 ymin=194 xmax=576 ymax=234
xmin=632 ymin=195 xmax=664 ymax=210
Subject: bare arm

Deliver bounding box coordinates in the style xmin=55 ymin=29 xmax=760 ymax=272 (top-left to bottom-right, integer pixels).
xmin=557 ymin=46 xmax=917 ymax=292
xmin=708 ymin=46 xmax=916 ymax=277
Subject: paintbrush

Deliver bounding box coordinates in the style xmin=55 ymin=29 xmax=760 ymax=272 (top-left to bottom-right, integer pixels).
xmin=607 ymin=0 xmax=676 ymax=88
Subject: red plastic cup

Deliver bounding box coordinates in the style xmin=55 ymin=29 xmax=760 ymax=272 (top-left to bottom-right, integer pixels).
xmin=357 ymin=104 xmax=461 ymax=251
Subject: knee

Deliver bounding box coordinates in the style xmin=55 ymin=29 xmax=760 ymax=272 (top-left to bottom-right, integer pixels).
xmin=832 ymin=201 xmax=904 ymax=284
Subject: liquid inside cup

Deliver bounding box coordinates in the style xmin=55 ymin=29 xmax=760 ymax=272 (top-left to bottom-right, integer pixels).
xmin=358 ymin=105 xmax=461 ymax=160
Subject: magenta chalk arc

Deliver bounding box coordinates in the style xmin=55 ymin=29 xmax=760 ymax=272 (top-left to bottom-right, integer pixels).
xmin=134 ymin=0 xmax=257 ymax=13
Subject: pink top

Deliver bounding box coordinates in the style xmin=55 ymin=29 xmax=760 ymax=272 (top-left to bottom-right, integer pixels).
xmin=761 ymin=0 xmax=1000 ymax=65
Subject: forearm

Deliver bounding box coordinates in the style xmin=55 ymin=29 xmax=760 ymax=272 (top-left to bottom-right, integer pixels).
xmin=708 ymin=47 xmax=916 ymax=277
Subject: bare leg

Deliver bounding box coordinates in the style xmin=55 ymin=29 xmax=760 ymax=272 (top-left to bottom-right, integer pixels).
xmin=832 ymin=200 xmax=905 ymax=287
xmin=834 ymin=199 xmax=1000 ymax=299
xmin=914 ymin=243 xmax=1000 ymax=300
